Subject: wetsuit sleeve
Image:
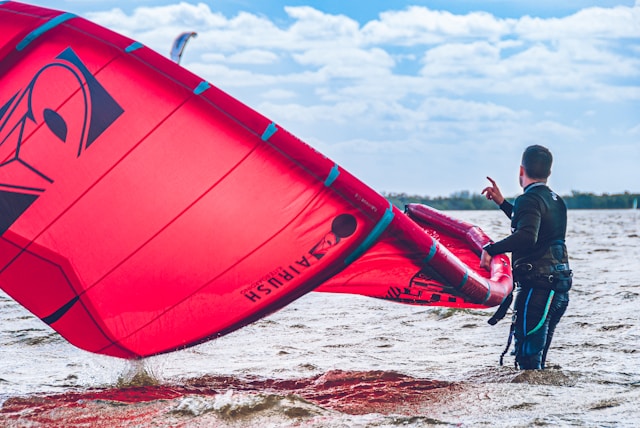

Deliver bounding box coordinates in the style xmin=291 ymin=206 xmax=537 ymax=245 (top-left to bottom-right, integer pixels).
xmin=499 ymin=200 xmax=513 ymax=218
xmin=484 ymin=194 xmax=541 ymax=256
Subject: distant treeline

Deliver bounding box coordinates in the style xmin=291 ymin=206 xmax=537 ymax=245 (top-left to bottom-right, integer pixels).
xmin=383 ymin=191 xmax=640 ymax=211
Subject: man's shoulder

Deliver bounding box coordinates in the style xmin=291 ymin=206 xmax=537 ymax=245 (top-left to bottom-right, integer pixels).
xmin=513 ymin=191 xmax=548 ymax=216
xmin=520 ymin=185 xmax=567 ymax=212
xmin=515 ymin=191 xmax=543 ymax=205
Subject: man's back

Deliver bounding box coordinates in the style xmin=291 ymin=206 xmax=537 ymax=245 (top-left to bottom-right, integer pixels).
xmin=511 ymin=183 xmax=568 ymax=265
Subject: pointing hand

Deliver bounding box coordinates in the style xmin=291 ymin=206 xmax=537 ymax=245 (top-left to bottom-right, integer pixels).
xmin=481 ymin=176 xmax=504 ymax=206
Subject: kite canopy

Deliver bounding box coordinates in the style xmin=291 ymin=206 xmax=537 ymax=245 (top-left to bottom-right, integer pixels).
xmin=0 ymin=1 xmax=512 ymax=359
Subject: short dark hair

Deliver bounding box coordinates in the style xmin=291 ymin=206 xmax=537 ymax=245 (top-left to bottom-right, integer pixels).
xmin=522 ymin=145 xmax=552 ymax=179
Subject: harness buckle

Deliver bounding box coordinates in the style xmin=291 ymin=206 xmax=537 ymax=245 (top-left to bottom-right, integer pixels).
xmin=516 ymin=263 xmax=534 ymax=272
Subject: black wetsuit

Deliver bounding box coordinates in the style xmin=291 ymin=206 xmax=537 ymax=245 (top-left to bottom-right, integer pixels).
xmin=484 ymin=182 xmax=572 ymax=369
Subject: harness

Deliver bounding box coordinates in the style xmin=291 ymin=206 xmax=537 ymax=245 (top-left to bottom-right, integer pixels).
xmin=513 ymin=240 xmax=573 ymax=291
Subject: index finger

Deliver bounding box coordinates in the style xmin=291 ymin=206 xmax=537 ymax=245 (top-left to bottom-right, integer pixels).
xmin=486 ymin=176 xmax=497 ymax=186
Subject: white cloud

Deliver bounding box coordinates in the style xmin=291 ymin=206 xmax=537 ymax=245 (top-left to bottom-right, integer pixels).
xmin=420 ymin=98 xmax=526 ymax=122
xmin=261 ymin=89 xmax=298 ymax=100
xmin=286 ymin=6 xmax=361 ymax=44
xmin=87 ymin=3 xmax=226 ymax=32
xmin=361 ymin=7 xmax=511 ymax=45
xmin=293 ymin=47 xmax=394 ymax=79
xmin=623 ymin=123 xmax=640 ymax=136
xmin=420 ymin=41 xmax=502 ymax=77
xmin=515 ymin=5 xmax=640 ymax=40
xmin=227 ymin=50 xmax=279 ymax=65
xmin=83 ymin=1 xmax=639 ymax=195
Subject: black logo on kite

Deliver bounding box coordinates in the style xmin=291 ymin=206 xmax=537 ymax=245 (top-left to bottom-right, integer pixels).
xmin=0 ymin=47 xmax=123 ymax=234
xmin=243 ymin=213 xmax=358 ymax=303
xmin=309 ymin=213 xmax=357 ymax=260
xmin=385 ymin=269 xmax=460 ymax=304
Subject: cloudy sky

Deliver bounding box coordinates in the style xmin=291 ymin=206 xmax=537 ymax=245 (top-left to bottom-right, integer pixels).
xmin=28 ymin=0 xmax=640 ymax=197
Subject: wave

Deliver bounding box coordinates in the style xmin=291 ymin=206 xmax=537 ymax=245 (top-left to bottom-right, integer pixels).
xmin=0 ymin=370 xmax=455 ymax=427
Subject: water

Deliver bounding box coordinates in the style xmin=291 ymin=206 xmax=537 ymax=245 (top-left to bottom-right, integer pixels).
xmin=1 ymin=210 xmax=639 ymax=427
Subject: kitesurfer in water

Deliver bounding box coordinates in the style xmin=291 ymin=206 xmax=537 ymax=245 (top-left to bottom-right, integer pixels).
xmin=480 ymin=145 xmax=572 ymax=370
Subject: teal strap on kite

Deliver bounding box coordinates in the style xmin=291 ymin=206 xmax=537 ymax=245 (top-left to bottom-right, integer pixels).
xmin=261 ymin=122 xmax=278 ymax=141
xmin=17 ymin=12 xmax=76 ymax=51
xmin=324 ymin=164 xmax=339 ymax=187
xmin=345 ymin=201 xmax=394 ymax=265
xmin=125 ymin=42 xmax=143 ymax=52
xmin=482 ymin=280 xmax=491 ymax=304
xmin=423 ymin=239 xmax=437 ymax=263
xmin=526 ymin=290 xmax=555 ymax=336
xmin=194 ymin=81 xmax=211 ymax=95
xmin=458 ymin=269 xmax=469 ymax=289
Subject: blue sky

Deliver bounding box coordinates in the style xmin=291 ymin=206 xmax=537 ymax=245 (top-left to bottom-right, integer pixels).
xmin=26 ymin=0 xmax=640 ymax=197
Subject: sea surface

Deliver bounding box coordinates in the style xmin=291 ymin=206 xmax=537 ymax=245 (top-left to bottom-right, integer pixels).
xmin=1 ymin=209 xmax=639 ymax=427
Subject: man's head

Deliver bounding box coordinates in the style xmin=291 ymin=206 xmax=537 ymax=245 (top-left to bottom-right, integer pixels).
xmin=521 ymin=145 xmax=552 ymax=181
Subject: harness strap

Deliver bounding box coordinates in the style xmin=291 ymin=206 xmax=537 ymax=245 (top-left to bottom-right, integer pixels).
xmin=514 ymin=263 xmax=570 ymax=275
xmin=488 ymin=292 xmax=513 ymax=325
xmin=525 ymin=290 xmax=555 ymax=336
xmin=499 ymin=323 xmax=515 ymax=367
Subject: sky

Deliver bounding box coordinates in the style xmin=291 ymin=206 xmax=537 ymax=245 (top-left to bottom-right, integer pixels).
xmin=24 ymin=0 xmax=640 ymax=197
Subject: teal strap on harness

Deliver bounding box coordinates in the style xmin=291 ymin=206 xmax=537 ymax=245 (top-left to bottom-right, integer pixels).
xmin=525 ymin=290 xmax=555 ymax=336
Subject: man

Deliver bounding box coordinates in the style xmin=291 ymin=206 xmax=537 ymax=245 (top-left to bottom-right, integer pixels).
xmin=480 ymin=145 xmax=572 ymax=370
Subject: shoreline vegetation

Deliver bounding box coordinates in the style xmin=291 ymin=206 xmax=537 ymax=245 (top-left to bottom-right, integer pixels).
xmin=383 ymin=191 xmax=640 ymax=211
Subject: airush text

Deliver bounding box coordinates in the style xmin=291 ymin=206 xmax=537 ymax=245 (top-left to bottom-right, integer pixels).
xmin=242 ymin=213 xmax=359 ymax=303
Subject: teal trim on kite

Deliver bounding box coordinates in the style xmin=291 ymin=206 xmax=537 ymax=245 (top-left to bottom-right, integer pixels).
xmin=324 ymin=164 xmax=340 ymax=187
xmin=345 ymin=201 xmax=394 ymax=265
xmin=458 ymin=269 xmax=469 ymax=289
xmin=423 ymin=240 xmax=437 ymax=264
xmin=261 ymin=122 xmax=278 ymax=141
xmin=482 ymin=281 xmax=491 ymax=304
xmin=17 ymin=12 xmax=76 ymax=51
xmin=193 ymin=81 xmax=211 ymax=95
xmin=125 ymin=42 xmax=144 ymax=52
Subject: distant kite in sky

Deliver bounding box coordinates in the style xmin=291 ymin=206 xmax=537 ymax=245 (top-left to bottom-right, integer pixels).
xmin=0 ymin=1 xmax=512 ymax=359
xmin=170 ymin=31 xmax=197 ymax=64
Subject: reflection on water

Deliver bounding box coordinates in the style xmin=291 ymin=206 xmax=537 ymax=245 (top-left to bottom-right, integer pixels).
xmin=1 ymin=210 xmax=639 ymax=426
